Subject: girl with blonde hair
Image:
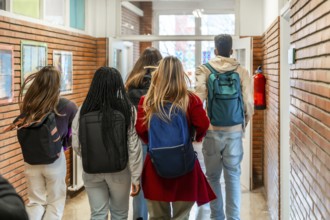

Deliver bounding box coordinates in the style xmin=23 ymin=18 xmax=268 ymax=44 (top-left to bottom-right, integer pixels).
xmin=126 ymin=47 xmax=162 ymax=220
xmin=135 ymin=56 xmax=216 ymax=219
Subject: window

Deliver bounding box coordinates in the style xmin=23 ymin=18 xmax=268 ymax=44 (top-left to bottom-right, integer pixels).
xmin=201 ymin=41 xmax=216 ymax=63
xmin=159 ymin=41 xmax=196 ymax=87
xmin=159 ymin=15 xmax=195 ymax=35
xmin=44 ymin=0 xmax=65 ymax=25
xmin=70 ymin=0 xmax=85 ymax=30
xmin=13 ymin=0 xmax=40 ymax=19
xmin=157 ymin=13 xmax=235 ymax=88
xmin=201 ymin=14 xmax=235 ymax=35
xmin=0 ymin=0 xmax=6 ymax=10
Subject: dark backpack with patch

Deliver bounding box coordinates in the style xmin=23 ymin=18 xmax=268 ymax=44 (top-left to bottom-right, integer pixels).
xmin=14 ymin=99 xmax=69 ymax=165
xmin=79 ymin=109 xmax=128 ymax=173
xmin=205 ymin=63 xmax=245 ymax=127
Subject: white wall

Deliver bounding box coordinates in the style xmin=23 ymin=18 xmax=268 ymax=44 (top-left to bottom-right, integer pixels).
xmin=239 ymin=0 xmax=264 ymax=36
xmin=263 ymin=0 xmax=289 ymax=31
xmin=86 ymin=0 xmax=121 ymax=37
xmin=263 ymin=0 xmax=279 ymax=30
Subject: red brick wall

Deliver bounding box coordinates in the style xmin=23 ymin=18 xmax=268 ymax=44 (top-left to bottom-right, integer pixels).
xmin=140 ymin=42 xmax=152 ymax=55
xmin=289 ymin=0 xmax=330 ymax=219
xmin=252 ymin=36 xmax=264 ymax=188
xmin=139 ymin=2 xmax=153 ymax=54
xmin=96 ymin=38 xmax=108 ymax=67
xmin=140 ymin=2 xmax=152 ymax=35
xmin=262 ymin=17 xmax=280 ymax=220
xmin=0 ymin=16 xmax=106 ymax=201
xmin=121 ymin=6 xmax=140 ymax=63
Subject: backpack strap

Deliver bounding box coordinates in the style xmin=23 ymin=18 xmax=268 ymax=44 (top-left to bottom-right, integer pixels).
xmin=57 ymin=98 xmax=70 ymax=112
xmin=204 ymin=63 xmax=218 ymax=74
xmin=204 ymin=63 xmax=219 ymax=121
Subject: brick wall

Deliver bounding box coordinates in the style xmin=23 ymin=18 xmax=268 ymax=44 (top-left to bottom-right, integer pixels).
xmin=140 ymin=42 xmax=152 ymax=55
xmin=0 ymin=16 xmax=106 ymax=201
xmin=140 ymin=2 xmax=152 ymax=35
xmin=96 ymin=38 xmax=108 ymax=67
xmin=252 ymin=36 xmax=264 ymax=188
xmin=139 ymin=2 xmax=153 ymax=54
xmin=262 ymin=17 xmax=280 ymax=220
xmin=121 ymin=6 xmax=140 ymax=63
xmin=289 ymin=0 xmax=330 ymax=219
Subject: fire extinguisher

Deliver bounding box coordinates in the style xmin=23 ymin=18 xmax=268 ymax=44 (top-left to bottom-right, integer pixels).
xmin=254 ymin=66 xmax=266 ymax=110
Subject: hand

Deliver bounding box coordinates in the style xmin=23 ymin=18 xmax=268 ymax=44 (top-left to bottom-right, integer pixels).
xmin=130 ymin=184 xmax=141 ymax=197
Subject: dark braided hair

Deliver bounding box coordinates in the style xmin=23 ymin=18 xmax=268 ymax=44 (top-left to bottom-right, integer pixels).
xmin=80 ymin=67 xmax=133 ymax=148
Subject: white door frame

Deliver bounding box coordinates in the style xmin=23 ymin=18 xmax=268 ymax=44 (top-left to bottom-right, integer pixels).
xmin=280 ymin=1 xmax=291 ymax=219
xmin=108 ymin=38 xmax=134 ymax=81
xmin=232 ymin=37 xmax=253 ymax=191
xmin=112 ymin=35 xmax=253 ymax=191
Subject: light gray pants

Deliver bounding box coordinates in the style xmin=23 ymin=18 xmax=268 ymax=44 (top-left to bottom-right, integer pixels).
xmin=146 ymin=200 xmax=194 ymax=220
xmin=25 ymin=150 xmax=67 ymax=220
xmin=83 ymin=167 xmax=131 ymax=220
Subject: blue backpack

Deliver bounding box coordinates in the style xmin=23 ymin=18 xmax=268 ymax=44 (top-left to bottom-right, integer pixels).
xmin=148 ymin=105 xmax=196 ymax=178
xmin=205 ymin=63 xmax=244 ymax=127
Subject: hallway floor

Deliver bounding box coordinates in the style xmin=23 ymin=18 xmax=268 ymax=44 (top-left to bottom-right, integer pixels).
xmin=63 ymin=143 xmax=270 ymax=220
xmin=63 ymin=187 xmax=270 ymax=220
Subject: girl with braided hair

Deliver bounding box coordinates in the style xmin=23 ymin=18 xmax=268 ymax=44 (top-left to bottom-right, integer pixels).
xmin=72 ymin=67 xmax=142 ymax=220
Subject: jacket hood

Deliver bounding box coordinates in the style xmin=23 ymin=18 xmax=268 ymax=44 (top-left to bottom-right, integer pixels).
xmin=208 ymin=56 xmax=240 ymax=73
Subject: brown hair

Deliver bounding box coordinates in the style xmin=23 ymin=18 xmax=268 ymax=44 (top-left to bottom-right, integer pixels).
xmin=125 ymin=47 xmax=162 ymax=90
xmin=19 ymin=66 xmax=61 ymax=126
xmin=143 ymin=56 xmax=191 ymax=126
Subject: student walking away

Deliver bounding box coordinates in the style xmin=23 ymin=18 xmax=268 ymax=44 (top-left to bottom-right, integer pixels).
xmin=0 ymin=175 xmax=29 ymax=220
xmin=3 ymin=66 xmax=78 ymax=220
xmin=126 ymin=47 xmax=162 ymax=107
xmin=195 ymin=34 xmax=254 ymax=220
xmin=72 ymin=67 xmax=143 ymax=220
xmin=136 ymin=56 xmax=216 ymax=220
xmin=125 ymin=47 xmax=162 ymax=220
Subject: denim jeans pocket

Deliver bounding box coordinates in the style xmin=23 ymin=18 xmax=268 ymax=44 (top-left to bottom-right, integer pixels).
xmin=110 ymin=168 xmax=130 ymax=184
xmin=202 ymin=133 xmax=218 ymax=156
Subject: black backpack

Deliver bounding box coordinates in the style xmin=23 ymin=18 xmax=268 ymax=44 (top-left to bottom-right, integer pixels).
xmin=79 ymin=110 xmax=128 ymax=173
xmin=14 ymin=99 xmax=69 ymax=165
xmin=128 ymin=74 xmax=151 ymax=107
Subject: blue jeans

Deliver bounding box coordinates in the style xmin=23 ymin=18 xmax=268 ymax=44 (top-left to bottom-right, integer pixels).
xmin=133 ymin=143 xmax=148 ymax=220
xmin=202 ymin=130 xmax=243 ymax=220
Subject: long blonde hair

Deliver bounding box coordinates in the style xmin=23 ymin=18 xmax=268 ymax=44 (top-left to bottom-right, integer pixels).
xmin=19 ymin=66 xmax=61 ymax=126
xmin=125 ymin=47 xmax=162 ymax=90
xmin=143 ymin=56 xmax=190 ymax=126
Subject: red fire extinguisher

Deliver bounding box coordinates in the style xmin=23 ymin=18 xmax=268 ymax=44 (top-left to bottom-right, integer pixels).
xmin=254 ymin=66 xmax=266 ymax=110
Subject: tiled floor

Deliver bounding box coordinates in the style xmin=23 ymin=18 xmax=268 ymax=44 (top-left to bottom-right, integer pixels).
xmin=63 ymin=143 xmax=270 ymax=220
xmin=63 ymin=187 xmax=270 ymax=220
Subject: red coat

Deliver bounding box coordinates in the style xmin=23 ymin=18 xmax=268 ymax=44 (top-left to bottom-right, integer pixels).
xmin=135 ymin=93 xmax=216 ymax=206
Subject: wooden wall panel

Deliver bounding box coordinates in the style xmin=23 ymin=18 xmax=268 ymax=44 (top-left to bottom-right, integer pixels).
xmin=0 ymin=15 xmax=106 ymax=202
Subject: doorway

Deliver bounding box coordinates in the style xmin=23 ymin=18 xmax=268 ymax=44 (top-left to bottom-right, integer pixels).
xmin=109 ymin=38 xmax=134 ymax=81
xmin=232 ymin=37 xmax=253 ymax=191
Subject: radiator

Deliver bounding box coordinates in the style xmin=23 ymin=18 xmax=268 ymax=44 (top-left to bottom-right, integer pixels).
xmin=68 ymin=149 xmax=84 ymax=191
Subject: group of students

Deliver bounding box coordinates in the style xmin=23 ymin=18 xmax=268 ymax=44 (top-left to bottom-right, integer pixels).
xmin=2 ymin=34 xmax=253 ymax=220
